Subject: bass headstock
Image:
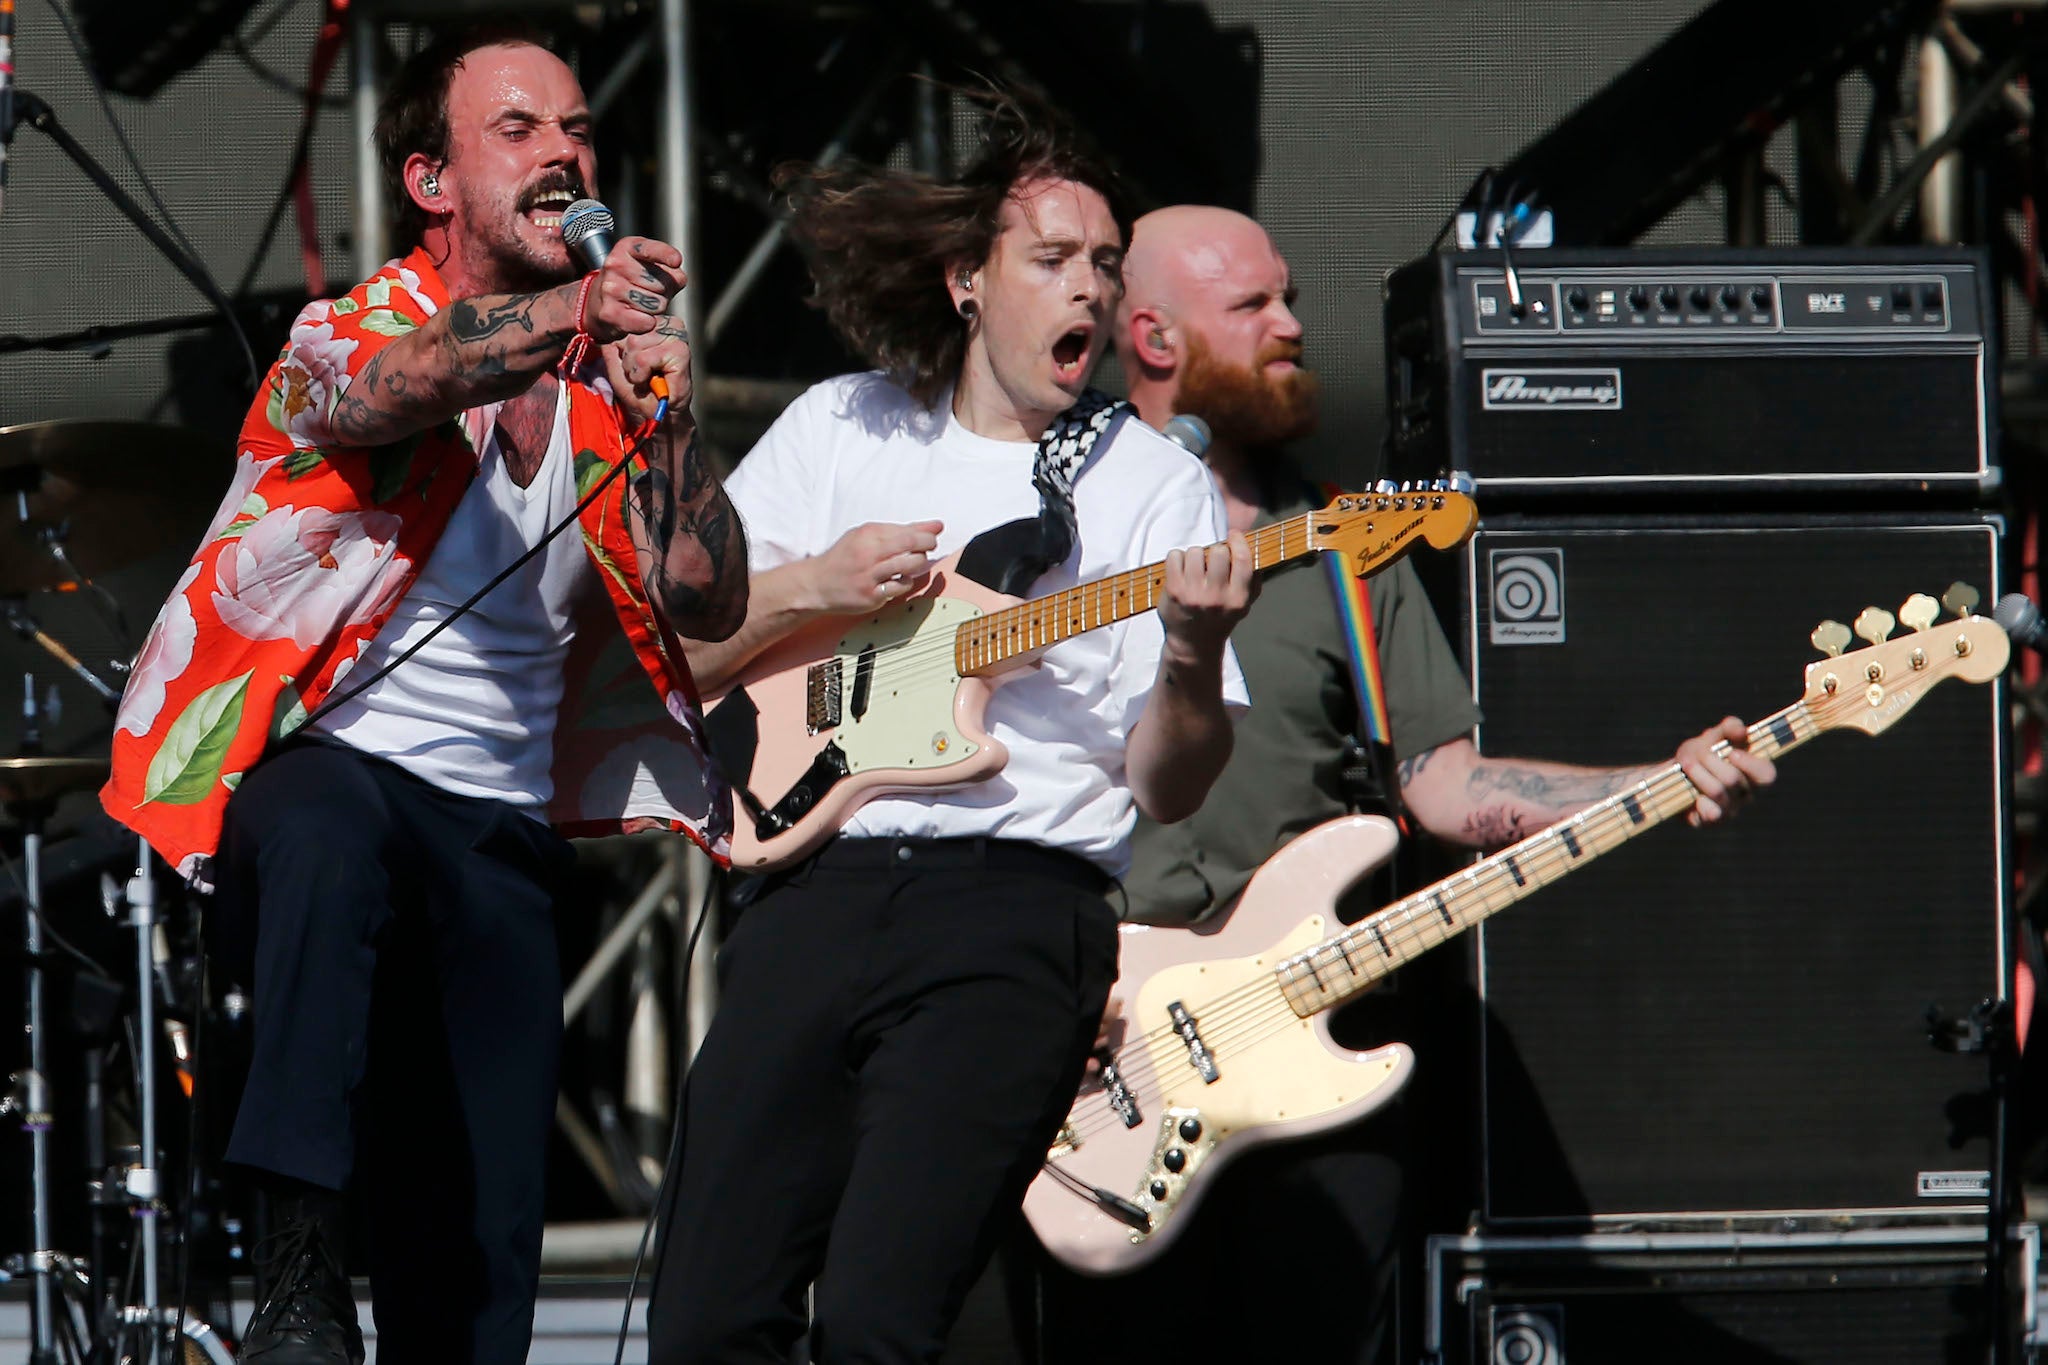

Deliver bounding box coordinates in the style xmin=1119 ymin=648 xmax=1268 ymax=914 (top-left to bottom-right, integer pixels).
xmin=1801 ymin=586 xmax=2007 ymax=737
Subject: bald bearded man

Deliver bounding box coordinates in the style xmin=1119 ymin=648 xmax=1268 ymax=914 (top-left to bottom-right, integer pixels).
xmin=1017 ymin=207 xmax=1777 ymax=1364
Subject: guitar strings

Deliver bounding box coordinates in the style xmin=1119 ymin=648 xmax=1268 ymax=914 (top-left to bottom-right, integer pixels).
xmin=833 ymin=516 xmax=1303 ymax=691
xmin=1055 ymin=720 xmax=1818 ymax=1147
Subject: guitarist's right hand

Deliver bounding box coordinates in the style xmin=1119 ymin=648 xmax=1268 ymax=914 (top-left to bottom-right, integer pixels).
xmin=801 ymin=520 xmax=944 ymax=614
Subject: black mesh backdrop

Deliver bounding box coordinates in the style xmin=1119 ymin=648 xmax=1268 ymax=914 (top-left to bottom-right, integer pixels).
xmin=0 ymin=2 xmax=366 ymax=768
xmin=0 ymin=1 xmax=360 ymax=428
xmin=1198 ymin=0 xmax=1901 ymax=484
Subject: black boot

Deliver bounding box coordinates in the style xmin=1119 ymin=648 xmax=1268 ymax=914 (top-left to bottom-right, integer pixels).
xmin=241 ymin=1178 xmax=364 ymax=1365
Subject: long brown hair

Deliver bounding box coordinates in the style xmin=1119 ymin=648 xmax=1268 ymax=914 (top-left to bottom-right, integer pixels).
xmin=775 ymin=85 xmax=1131 ymax=407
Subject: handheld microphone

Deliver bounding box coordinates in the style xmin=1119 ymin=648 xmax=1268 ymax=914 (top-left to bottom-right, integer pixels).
xmin=561 ymin=197 xmax=672 ymax=409
xmin=1161 ymin=413 xmax=1212 ymax=458
xmin=1995 ymin=592 xmax=2048 ymax=655
xmin=560 ymin=197 xmax=615 ymax=273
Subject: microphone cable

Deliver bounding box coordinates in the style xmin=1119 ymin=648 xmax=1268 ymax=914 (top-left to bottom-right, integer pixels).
xmin=299 ymin=383 xmax=671 ymax=732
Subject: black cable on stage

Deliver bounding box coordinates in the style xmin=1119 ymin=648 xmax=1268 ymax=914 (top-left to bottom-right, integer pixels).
xmin=610 ymin=863 xmax=719 ymax=1365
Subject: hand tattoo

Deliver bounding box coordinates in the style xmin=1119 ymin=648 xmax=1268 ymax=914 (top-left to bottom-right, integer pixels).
xmin=627 ymin=288 xmax=665 ymax=314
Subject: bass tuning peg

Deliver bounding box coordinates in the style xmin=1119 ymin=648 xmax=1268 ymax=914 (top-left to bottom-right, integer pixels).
xmin=1811 ymin=620 xmax=1852 ymax=658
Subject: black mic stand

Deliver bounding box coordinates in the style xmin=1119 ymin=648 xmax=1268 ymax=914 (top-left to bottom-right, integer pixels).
xmin=3 ymin=90 xmax=256 ymax=388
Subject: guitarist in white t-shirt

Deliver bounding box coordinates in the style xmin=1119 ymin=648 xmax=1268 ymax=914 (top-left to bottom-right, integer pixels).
xmin=645 ymin=92 xmax=1256 ymax=1364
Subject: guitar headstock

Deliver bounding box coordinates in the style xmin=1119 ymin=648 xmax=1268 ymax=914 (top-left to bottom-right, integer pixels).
xmin=1801 ymin=586 xmax=2007 ymax=737
xmin=1314 ymin=479 xmax=1479 ymax=576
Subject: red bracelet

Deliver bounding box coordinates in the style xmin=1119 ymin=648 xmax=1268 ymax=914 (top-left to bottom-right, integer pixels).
xmin=560 ymin=269 xmax=600 ymax=375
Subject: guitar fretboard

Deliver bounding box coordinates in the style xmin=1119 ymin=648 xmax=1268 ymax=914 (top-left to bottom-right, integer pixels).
xmin=950 ymin=492 xmax=1449 ymax=676
xmin=1274 ymin=704 xmax=1820 ymax=1016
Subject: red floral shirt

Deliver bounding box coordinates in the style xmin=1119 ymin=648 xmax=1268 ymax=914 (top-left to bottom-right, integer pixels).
xmin=101 ymin=249 xmax=732 ymax=882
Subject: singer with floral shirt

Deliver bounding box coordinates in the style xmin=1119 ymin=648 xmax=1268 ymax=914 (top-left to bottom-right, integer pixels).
xmin=100 ymin=22 xmax=744 ymax=1365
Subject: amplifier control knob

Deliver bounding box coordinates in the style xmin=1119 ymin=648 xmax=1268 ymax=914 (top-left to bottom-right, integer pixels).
xmin=1626 ymin=286 xmax=1648 ymax=312
xmin=1565 ymin=286 xmax=1589 ymax=314
xmin=1718 ymin=284 xmax=1740 ymax=311
xmin=1657 ymin=284 xmax=1679 ymax=312
xmin=1689 ymin=284 xmax=1711 ymax=312
xmin=1750 ymin=285 xmax=1773 ymax=313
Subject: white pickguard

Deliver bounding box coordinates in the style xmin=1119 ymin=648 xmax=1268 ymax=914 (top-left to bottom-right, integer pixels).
xmin=829 ymin=595 xmax=985 ymax=774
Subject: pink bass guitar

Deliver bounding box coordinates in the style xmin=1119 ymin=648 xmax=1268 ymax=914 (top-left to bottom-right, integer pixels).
xmin=703 ymin=487 xmax=1479 ymax=872
xmin=1023 ymin=590 xmax=2007 ymax=1275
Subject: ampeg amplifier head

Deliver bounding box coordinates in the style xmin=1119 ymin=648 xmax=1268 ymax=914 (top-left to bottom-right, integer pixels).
xmin=1383 ymin=246 xmax=1996 ymax=502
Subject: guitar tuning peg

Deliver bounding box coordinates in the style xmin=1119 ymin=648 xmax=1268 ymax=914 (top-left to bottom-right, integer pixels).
xmin=1811 ymin=620 xmax=1852 ymax=658
xmin=1853 ymin=606 xmax=1896 ymax=646
xmin=1941 ymin=581 xmax=1981 ymax=619
xmin=1898 ymin=593 xmax=1939 ymax=633
xmin=1446 ymin=471 xmax=1475 ymax=494
xmin=1374 ymin=479 xmax=1399 ymax=495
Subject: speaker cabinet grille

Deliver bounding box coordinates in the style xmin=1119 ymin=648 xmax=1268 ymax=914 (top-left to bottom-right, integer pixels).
xmin=1447 ymin=514 xmax=2007 ymax=1223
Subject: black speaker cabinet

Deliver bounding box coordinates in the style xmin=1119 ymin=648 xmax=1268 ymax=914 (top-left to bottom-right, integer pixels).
xmin=1424 ymin=1227 xmax=2002 ymax=1365
xmin=1429 ymin=512 xmax=2009 ymax=1224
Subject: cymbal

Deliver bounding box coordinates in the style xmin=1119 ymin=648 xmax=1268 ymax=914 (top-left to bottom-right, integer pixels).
xmin=0 ymin=420 xmax=230 ymax=592
xmin=0 ymin=756 xmax=110 ymax=808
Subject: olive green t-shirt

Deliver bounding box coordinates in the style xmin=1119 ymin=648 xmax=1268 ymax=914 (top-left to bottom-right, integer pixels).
xmin=1120 ymin=474 xmax=1479 ymax=924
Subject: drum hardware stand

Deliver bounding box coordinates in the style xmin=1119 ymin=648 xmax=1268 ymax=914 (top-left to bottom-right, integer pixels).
xmin=9 ymin=672 xmax=72 ymax=1365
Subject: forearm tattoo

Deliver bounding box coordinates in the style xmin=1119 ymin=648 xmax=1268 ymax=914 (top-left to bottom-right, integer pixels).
xmin=1395 ymin=745 xmax=1436 ymax=790
xmin=1457 ymin=761 xmax=1637 ymax=848
xmin=446 ymin=293 xmax=574 ymax=381
xmin=330 ymin=290 xmax=573 ymax=446
xmin=628 ymin=423 xmax=746 ymax=633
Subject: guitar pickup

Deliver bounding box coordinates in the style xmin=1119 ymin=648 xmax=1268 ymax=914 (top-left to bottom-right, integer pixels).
xmin=1098 ymin=1051 xmax=1142 ymax=1128
xmin=805 ymin=659 xmax=843 ymax=734
xmin=1166 ymin=1001 xmax=1220 ymax=1083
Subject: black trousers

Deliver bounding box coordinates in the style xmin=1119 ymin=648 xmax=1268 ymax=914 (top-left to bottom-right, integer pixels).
xmin=647 ymin=837 xmax=1119 ymax=1365
xmin=211 ymin=736 xmax=576 ymax=1365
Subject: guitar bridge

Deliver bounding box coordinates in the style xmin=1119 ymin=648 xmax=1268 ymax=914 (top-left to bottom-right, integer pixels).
xmin=806 ymin=658 xmax=843 ymax=734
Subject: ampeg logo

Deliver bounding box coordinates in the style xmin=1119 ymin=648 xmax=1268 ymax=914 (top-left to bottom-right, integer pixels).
xmin=1491 ymin=1306 xmax=1564 ymax=1365
xmin=1481 ymin=367 xmax=1622 ymax=411
xmin=1490 ymin=548 xmax=1565 ymax=645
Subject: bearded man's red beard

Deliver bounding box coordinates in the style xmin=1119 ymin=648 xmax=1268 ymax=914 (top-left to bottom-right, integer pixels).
xmin=1176 ymin=331 xmax=1321 ymax=450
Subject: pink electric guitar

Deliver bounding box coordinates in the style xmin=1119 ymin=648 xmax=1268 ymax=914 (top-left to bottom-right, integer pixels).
xmin=1023 ymin=590 xmax=2009 ymax=1275
xmin=702 ymin=487 xmax=1479 ymax=872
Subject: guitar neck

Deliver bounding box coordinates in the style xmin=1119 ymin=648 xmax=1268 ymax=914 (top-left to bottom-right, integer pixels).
xmin=1275 ymin=703 xmax=1820 ymax=1017
xmin=952 ymin=513 xmax=1323 ymax=677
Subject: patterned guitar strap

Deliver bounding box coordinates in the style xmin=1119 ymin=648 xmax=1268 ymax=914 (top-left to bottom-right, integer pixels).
xmin=957 ymin=388 xmax=1127 ymax=596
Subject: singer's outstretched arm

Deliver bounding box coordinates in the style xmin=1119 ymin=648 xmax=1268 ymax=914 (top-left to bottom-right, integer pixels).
xmin=326 ymin=237 xmax=686 ymax=448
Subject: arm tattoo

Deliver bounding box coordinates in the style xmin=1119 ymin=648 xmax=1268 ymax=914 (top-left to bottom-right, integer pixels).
xmin=1396 ymin=744 xmax=1438 ymax=790
xmin=1462 ymin=807 xmax=1536 ymax=849
xmin=450 ymin=296 xmax=542 ymax=342
xmin=628 ymin=424 xmax=746 ymax=635
xmin=327 ymin=287 xmax=574 ymax=446
xmin=1463 ymin=763 xmax=1633 ymax=810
